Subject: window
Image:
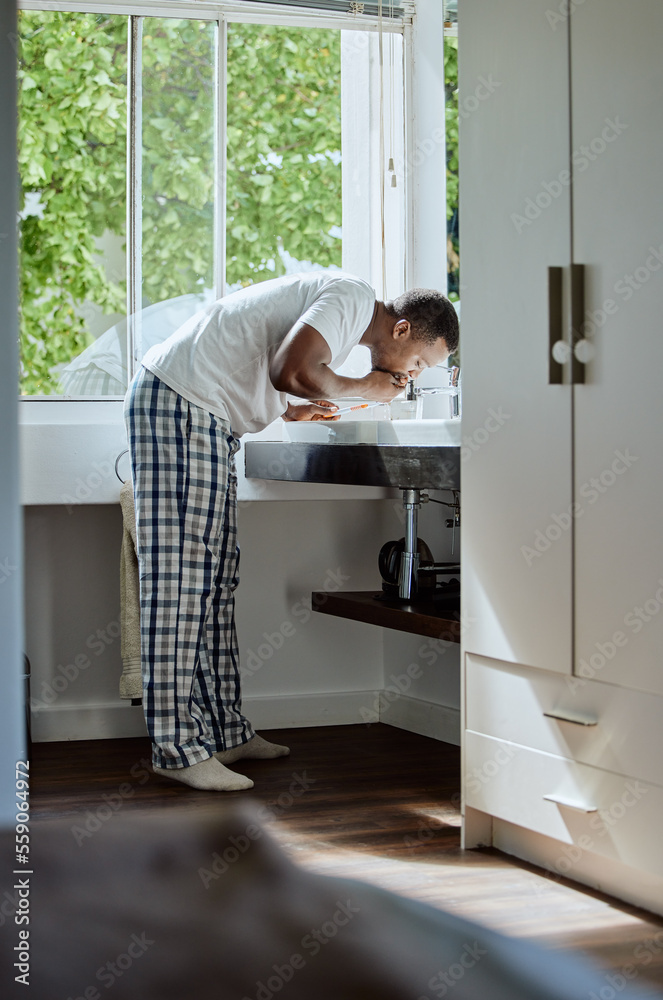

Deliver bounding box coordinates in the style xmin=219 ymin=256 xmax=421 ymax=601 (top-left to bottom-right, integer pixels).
xmin=17 ymin=1 xmax=410 ymax=399
xmin=226 ymin=22 xmax=342 ymax=285
xmin=18 ymin=10 xmax=128 ymax=396
xmin=444 ymin=13 xmax=459 ymax=303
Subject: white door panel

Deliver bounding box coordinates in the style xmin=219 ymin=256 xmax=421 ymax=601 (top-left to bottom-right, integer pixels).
xmin=572 ymin=0 xmax=663 ymax=695
xmin=460 ymin=0 xmax=572 ymax=672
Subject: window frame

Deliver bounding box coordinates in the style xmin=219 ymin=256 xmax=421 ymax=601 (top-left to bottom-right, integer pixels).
xmin=17 ymin=0 xmax=417 ymax=402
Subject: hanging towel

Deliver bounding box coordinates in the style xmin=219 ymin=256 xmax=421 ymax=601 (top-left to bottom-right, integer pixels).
xmin=119 ymin=478 xmax=142 ymax=701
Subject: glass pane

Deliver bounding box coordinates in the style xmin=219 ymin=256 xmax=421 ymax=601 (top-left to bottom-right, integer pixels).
xmin=17 ymin=11 xmax=128 ymax=396
xmin=445 ymin=30 xmax=459 ymax=304
xmin=226 ymin=23 xmax=342 ymax=289
xmin=136 ymin=17 xmax=217 ymax=362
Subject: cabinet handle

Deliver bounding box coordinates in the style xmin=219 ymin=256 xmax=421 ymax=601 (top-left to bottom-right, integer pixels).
xmin=548 ymin=266 xmax=565 ymax=384
xmin=543 ymin=709 xmax=598 ymax=727
xmin=570 ymin=263 xmax=586 ymax=385
xmin=543 ymin=793 xmax=598 ymax=813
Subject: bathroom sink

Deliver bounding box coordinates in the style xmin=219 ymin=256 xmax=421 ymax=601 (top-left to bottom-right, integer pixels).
xmin=245 ymin=419 xmax=461 ymax=491
xmin=377 ymin=418 xmax=460 ymax=446
xmin=283 ymin=417 xmax=461 ymax=447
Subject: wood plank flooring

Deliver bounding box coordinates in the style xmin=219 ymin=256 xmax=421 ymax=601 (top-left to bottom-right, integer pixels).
xmin=29 ymin=724 xmax=663 ymax=992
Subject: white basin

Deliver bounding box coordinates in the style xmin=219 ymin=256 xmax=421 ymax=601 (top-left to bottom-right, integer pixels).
xmin=283 ymin=419 xmax=378 ymax=443
xmin=283 ymin=418 xmax=461 ymax=446
xmin=377 ymin=418 xmax=461 ymax=446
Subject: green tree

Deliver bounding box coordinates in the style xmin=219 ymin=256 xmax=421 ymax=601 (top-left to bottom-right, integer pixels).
xmin=444 ymin=34 xmax=459 ymax=301
xmin=140 ymin=18 xmax=217 ymax=307
xmin=226 ymin=23 xmax=342 ymax=285
xmin=18 ymin=12 xmax=127 ymax=394
xmin=17 ymin=12 xmax=342 ymax=395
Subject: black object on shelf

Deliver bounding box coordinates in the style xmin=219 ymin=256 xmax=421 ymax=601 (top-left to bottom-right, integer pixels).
xmin=378 ymin=536 xmax=461 ymax=602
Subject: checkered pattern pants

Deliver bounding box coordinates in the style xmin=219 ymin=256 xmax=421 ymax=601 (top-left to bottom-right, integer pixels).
xmin=124 ymin=366 xmax=254 ymax=769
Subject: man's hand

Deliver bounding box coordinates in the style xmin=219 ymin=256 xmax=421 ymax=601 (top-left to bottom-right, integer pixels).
xmin=357 ymin=370 xmax=410 ymax=402
xmin=283 ymin=400 xmax=340 ymax=422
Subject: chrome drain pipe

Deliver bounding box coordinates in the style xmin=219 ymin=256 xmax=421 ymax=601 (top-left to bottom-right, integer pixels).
xmin=398 ymin=488 xmax=421 ymax=599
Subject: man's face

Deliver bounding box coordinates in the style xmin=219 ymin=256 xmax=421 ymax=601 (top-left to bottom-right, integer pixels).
xmin=370 ymin=321 xmax=450 ymax=381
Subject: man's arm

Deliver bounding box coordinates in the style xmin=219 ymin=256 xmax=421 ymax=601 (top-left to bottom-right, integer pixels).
xmin=269 ymin=324 xmax=407 ymax=402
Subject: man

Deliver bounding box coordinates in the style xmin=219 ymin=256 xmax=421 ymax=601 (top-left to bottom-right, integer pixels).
xmin=124 ymin=271 xmax=459 ymax=792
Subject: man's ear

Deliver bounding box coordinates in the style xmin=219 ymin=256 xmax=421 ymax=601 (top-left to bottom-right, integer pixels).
xmin=392 ymin=318 xmax=411 ymax=340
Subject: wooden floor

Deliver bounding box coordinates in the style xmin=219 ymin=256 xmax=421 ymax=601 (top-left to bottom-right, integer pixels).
xmin=31 ymin=724 xmax=663 ymax=991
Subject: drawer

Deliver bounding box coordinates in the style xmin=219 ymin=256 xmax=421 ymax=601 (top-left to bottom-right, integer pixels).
xmin=464 ymin=731 xmax=663 ymax=877
xmin=466 ymin=654 xmax=663 ymax=788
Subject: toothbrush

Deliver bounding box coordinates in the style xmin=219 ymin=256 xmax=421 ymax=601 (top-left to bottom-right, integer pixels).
xmin=329 ymin=401 xmax=383 ymax=416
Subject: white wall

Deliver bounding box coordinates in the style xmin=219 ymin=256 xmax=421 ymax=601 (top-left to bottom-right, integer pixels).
xmin=25 ymin=505 xmax=131 ymax=741
xmin=24 ymin=499 xmax=387 ymax=740
xmin=0 ymin=0 xmax=26 ymax=825
xmin=380 ymin=499 xmax=461 ymax=745
xmin=25 ymin=493 xmax=461 ymax=744
xmin=235 ymin=500 xmax=388 ymax=726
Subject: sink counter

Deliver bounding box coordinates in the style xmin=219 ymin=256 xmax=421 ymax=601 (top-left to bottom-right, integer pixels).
xmin=244 ymin=440 xmax=460 ymax=490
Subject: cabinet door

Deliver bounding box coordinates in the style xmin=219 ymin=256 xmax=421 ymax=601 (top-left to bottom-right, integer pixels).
xmin=460 ymin=0 xmax=573 ymax=672
xmin=572 ymin=1 xmax=663 ymax=696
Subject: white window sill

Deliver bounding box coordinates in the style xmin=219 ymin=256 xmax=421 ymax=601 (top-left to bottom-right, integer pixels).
xmin=19 ymin=400 xmax=391 ymax=505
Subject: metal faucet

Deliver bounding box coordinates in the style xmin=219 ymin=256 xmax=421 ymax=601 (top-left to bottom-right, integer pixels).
xmin=406 ymin=366 xmax=461 ymax=417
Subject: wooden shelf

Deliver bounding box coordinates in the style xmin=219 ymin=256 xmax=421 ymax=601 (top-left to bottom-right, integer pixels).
xmin=311 ymin=591 xmax=461 ymax=642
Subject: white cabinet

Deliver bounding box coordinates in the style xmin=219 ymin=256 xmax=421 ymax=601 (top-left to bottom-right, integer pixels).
xmin=460 ymin=0 xmax=663 ymax=912
xmin=459 ymin=0 xmax=573 ymax=675
xmin=572 ymin=1 xmax=663 ymax=697
xmin=464 ymin=729 xmax=663 ymax=879
xmin=466 ymin=654 xmax=663 ymax=790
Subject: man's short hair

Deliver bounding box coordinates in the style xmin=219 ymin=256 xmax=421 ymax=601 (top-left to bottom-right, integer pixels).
xmin=385 ymin=288 xmax=459 ymax=354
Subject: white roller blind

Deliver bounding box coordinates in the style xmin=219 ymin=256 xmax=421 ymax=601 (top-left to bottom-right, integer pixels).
xmin=237 ymin=1 xmax=412 ymax=20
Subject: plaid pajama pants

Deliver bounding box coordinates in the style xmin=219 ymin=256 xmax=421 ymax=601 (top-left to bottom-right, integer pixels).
xmin=124 ymin=366 xmax=254 ymax=769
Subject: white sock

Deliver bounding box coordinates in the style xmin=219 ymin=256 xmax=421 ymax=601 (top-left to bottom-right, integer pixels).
xmin=214 ymin=734 xmax=290 ymax=765
xmin=153 ymin=756 xmax=253 ymax=792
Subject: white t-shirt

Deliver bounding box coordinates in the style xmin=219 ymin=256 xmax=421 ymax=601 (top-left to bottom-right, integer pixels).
xmin=141 ymin=272 xmax=375 ymax=436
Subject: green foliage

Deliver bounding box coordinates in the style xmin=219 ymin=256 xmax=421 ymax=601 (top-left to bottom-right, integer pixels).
xmin=140 ymin=19 xmax=216 ymax=305
xmin=226 ymin=23 xmax=342 ymax=285
xmin=444 ymin=36 xmax=458 ymax=222
xmin=18 ymin=12 xmax=127 ymax=394
xmin=444 ymin=35 xmax=459 ymax=301
xmin=17 ymin=12 xmax=342 ymax=394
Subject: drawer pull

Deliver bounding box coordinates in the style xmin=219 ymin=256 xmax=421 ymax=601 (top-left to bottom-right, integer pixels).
xmin=543 ymin=793 xmax=598 ymax=813
xmin=543 ymin=709 xmax=598 ymax=727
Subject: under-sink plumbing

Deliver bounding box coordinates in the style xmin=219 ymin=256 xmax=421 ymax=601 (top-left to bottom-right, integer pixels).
xmin=396 ymin=487 xmax=461 ymax=599
xmin=398 ymin=488 xmax=422 ymax=600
